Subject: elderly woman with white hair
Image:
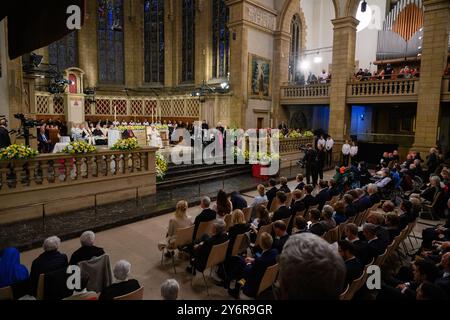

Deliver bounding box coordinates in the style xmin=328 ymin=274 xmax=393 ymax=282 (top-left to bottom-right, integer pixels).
xmin=30 ymin=236 xmax=68 ymax=296
xmin=69 ymin=231 xmax=105 ymax=266
xmin=99 ymin=260 xmax=141 ymax=300
xmin=420 ymin=175 xmax=442 ymax=203
xmin=161 ymin=279 xmax=180 ymax=300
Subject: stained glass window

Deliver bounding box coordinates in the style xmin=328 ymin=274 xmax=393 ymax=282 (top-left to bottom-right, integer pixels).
xmin=212 ymin=0 xmax=229 ymax=79
xmin=289 ymin=15 xmax=302 ymax=83
xmin=97 ymin=0 xmax=125 ymax=84
xmin=144 ymin=0 xmax=165 ymax=84
xmin=48 ymin=32 xmax=78 ymax=72
xmin=182 ymin=0 xmax=195 ymax=83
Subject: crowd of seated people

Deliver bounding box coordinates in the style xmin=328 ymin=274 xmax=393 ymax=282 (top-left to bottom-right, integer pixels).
xmin=0 ymin=232 xmax=142 ymax=300
xmin=353 ymin=65 xmax=420 ymax=81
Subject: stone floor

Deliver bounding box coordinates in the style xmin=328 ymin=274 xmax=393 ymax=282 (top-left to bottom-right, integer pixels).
xmin=16 ymin=170 xmax=443 ymax=300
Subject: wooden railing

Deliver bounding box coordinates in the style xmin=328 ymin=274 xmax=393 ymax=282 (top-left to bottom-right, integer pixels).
xmin=347 ymin=78 xmax=419 ymax=97
xmin=0 ymin=148 xmax=155 ymax=194
xmin=281 ymin=84 xmax=330 ymax=99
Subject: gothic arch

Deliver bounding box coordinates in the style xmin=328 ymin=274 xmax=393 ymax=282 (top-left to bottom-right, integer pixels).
xmin=277 ymin=0 xmax=307 ymax=51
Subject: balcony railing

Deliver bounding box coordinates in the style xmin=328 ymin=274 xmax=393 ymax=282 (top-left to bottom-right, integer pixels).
xmin=347 ymin=78 xmax=419 ymax=97
xmin=279 ymin=137 xmax=314 ymax=154
xmin=281 ymin=84 xmax=330 ymax=99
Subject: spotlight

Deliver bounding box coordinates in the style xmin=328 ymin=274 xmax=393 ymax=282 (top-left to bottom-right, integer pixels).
xmin=313 ymin=56 xmax=323 ymax=64
xmin=220 ymin=82 xmax=230 ymax=90
xmin=361 ymin=1 xmax=367 ymax=13
xmin=300 ymin=60 xmax=310 ymax=71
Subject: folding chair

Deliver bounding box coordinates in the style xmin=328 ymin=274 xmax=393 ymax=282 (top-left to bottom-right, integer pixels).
xmin=114 ymin=287 xmax=144 ymax=300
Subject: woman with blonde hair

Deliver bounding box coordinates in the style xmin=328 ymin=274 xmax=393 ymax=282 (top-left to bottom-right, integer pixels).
xmin=158 ymin=200 xmax=193 ymax=255
xmin=226 ymin=210 xmax=251 ymax=258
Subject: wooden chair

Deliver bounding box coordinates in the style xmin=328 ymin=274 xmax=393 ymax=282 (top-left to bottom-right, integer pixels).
xmin=339 ymin=284 xmax=350 ymax=300
xmin=0 ymin=286 xmax=13 ymax=301
xmin=347 ymin=216 xmax=356 ymax=224
xmin=327 ymin=226 xmax=340 ymax=243
xmin=256 ymin=263 xmax=279 ymax=297
xmin=195 ymin=221 xmax=213 ymax=241
xmin=36 ymin=273 xmax=45 ymax=300
xmin=114 ymin=286 xmax=144 ymax=300
xmin=370 ymin=202 xmax=381 ymax=211
xmin=421 ymin=192 xmax=442 ymax=221
xmin=260 ymin=201 xmax=269 ymax=208
xmin=340 ymin=262 xmax=371 ymax=301
xmin=338 ymin=223 xmax=347 ymax=241
xmin=374 ymin=249 xmax=388 ymax=266
xmin=231 ymin=233 xmax=247 ymax=257
xmin=255 ymin=223 xmax=273 ymax=248
xmin=296 ymin=210 xmax=306 ymax=218
xmin=269 ymin=198 xmax=281 ymax=213
xmin=243 ymin=207 xmax=252 ymax=223
xmin=192 ymin=241 xmax=230 ymax=296
xmin=162 ymin=225 xmax=195 ymax=273
xmin=282 ymin=217 xmax=292 ymax=229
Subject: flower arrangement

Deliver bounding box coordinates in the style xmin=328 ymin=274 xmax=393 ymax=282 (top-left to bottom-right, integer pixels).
xmin=0 ymin=144 xmax=39 ymax=161
xmin=155 ymin=124 xmax=169 ymax=131
xmin=156 ymin=152 xmax=168 ymax=181
xmin=233 ymin=148 xmax=279 ymax=165
xmin=288 ymin=130 xmax=302 ymax=139
xmin=61 ymin=141 xmax=97 ymax=155
xmin=303 ymin=130 xmax=314 ymax=137
xmin=117 ymin=125 xmax=146 ymax=131
xmin=111 ymin=138 xmax=140 ymax=151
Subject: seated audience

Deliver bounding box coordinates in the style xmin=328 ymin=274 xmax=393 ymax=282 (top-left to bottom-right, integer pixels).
xmin=279 ymin=233 xmax=346 ymax=299
xmin=160 ymin=279 xmax=180 ymax=300
xmin=250 ymin=185 xmax=268 ymax=211
xmin=363 ymin=223 xmax=387 ymax=264
xmin=292 ymin=216 xmax=308 ymax=234
xmin=328 ymin=179 xmax=340 ymax=197
xmin=158 ymin=200 xmax=193 ymax=255
xmin=0 ymin=247 xmax=29 ymax=290
xmin=272 ymin=192 xmax=290 ymax=221
xmin=320 ymin=205 xmax=337 ymax=231
xmin=316 ymin=181 xmax=331 ymax=210
xmin=308 ymin=209 xmax=326 ymax=237
xmin=338 ymin=240 xmax=364 ymax=287
xmin=416 ymin=281 xmax=448 ymax=300
xmin=187 ymin=220 xmax=229 ymax=274
xmin=227 ymin=232 xmax=278 ymax=299
xmin=421 ymin=175 xmax=441 ymax=203
xmin=333 ymin=201 xmax=348 ymax=225
xmin=272 ymin=221 xmax=290 ymax=254
xmin=69 ymin=231 xmax=105 ymax=266
xmin=343 ymin=194 xmax=357 ymax=217
xmin=99 ymin=260 xmax=140 ymax=300
xmin=344 ymin=223 xmax=368 ymax=263
xmin=382 ymin=201 xmax=396 ymax=214
xmin=30 ymin=236 xmax=68 ymax=295
xmin=279 ymin=177 xmax=291 ymax=194
xmin=302 ymin=185 xmax=318 ymax=211
xmin=230 ymin=191 xmax=248 ymax=211
xmin=227 ymin=210 xmax=251 ymax=257
xmin=385 ymin=213 xmax=401 ymax=243
xmin=398 ymin=200 xmax=418 ymax=230
xmin=192 ymin=197 xmax=216 ymax=241
xmin=365 ymin=212 xmax=390 ymax=247
xmin=375 ymin=169 xmax=392 ymax=189
xmin=266 ymin=179 xmax=279 ymax=210
xmin=295 ymin=174 xmax=305 ymax=191
xmin=213 ymin=190 xmax=233 ymax=218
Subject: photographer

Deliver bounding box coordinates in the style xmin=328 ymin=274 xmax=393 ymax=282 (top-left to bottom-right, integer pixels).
xmin=0 ymin=118 xmax=11 ymax=149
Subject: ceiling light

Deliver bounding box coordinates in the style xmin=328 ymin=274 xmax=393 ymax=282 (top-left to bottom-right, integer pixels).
xmin=313 ymin=56 xmax=323 ymax=64
xmin=300 ymin=60 xmax=310 ymax=71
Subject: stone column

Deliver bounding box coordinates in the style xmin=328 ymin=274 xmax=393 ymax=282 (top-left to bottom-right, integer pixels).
xmin=228 ymin=0 xmax=248 ymax=128
xmin=272 ymin=31 xmax=291 ymax=128
xmin=195 ymin=0 xmax=211 ymax=86
xmin=78 ymin=0 xmax=98 ymax=87
xmin=413 ymin=0 xmax=450 ymax=152
xmin=164 ymin=0 xmax=175 ymax=87
xmin=328 ymin=16 xmax=358 ymax=160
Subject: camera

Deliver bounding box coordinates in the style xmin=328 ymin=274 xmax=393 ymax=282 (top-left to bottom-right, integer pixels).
xmin=14 ymin=114 xmax=41 ymax=128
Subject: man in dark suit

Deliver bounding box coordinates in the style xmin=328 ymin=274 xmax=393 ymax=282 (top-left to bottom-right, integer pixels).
xmin=355 ymin=189 xmax=371 ymax=213
xmin=266 ymin=179 xmax=278 ymax=210
xmin=188 ymin=220 xmax=229 ymax=274
xmin=37 ymin=125 xmax=52 ymax=153
xmin=30 ymin=236 xmax=68 ymax=295
xmin=192 ymin=197 xmax=217 ymax=241
xmin=338 ymin=240 xmax=364 ymax=287
xmin=367 ymin=184 xmax=381 ymax=206
xmin=301 ymin=185 xmax=318 ymax=212
xmin=0 ymin=118 xmax=11 ymax=149
xmin=279 ymin=177 xmax=291 ymax=193
xmin=398 ymin=200 xmax=418 ymax=230
xmin=363 ymin=223 xmax=387 ymax=264
xmin=99 ymin=260 xmax=141 ymax=300
xmin=272 ymin=221 xmax=290 ymax=254
xmin=343 ymin=194 xmax=357 ymax=217
xmin=272 ymin=192 xmax=290 ymax=222
xmin=287 ymin=190 xmax=306 ymax=234
xmin=227 ymin=232 xmax=278 ymax=299
xmin=308 ymin=209 xmax=326 ymax=237
xmin=230 ymin=191 xmax=248 ymax=211
xmin=69 ymin=231 xmax=105 ymax=266
xmin=315 ymin=180 xmax=331 ymax=210
xmin=344 ymin=223 xmax=368 ymax=263
xmin=303 ymin=144 xmax=318 ymax=186
xmin=328 ymin=179 xmax=340 ymax=197
xmin=295 ymin=174 xmax=305 ymax=191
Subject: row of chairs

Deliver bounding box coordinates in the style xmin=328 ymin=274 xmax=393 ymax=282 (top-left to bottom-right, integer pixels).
xmin=339 ymin=221 xmax=416 ymax=300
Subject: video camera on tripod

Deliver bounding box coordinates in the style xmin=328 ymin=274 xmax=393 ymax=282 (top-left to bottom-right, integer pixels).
xmin=14 ymin=114 xmax=42 ymax=146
